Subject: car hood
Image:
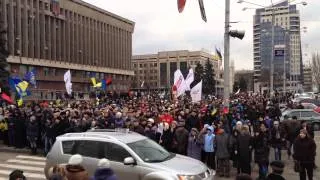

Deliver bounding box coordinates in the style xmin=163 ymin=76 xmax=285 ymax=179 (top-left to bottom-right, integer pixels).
xmin=144 ymin=154 xmax=207 ymax=175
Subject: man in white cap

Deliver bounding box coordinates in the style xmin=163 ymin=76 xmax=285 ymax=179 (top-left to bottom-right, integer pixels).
xmin=91 ymin=158 xmax=117 ymax=180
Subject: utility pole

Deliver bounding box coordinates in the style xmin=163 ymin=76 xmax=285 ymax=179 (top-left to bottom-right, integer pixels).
xmin=270 ymin=6 xmax=275 ymax=98
xmin=224 ymin=0 xmax=230 ymax=104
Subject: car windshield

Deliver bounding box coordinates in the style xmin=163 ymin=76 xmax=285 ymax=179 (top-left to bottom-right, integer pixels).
xmin=127 ymin=139 xmax=174 ymax=163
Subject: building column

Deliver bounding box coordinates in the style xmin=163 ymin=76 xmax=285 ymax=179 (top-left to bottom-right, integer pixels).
xmin=52 ymin=16 xmax=56 ymax=61
xmin=102 ymin=23 xmax=106 ymax=67
xmin=47 ymin=16 xmax=51 ymax=60
xmin=23 ymin=0 xmax=28 ymax=57
xmin=8 ymin=0 xmax=14 ymax=55
xmin=16 ymin=0 xmax=22 ymax=56
xmin=35 ymin=0 xmax=40 ymax=59
xmin=1 ymin=1 xmax=8 ymax=52
xmin=30 ymin=0 xmax=35 ymax=58
xmin=40 ymin=1 xmax=46 ymax=59
xmin=87 ymin=18 xmax=91 ymax=66
xmin=79 ymin=15 xmax=83 ymax=64
xmin=62 ymin=11 xmax=66 ymax=61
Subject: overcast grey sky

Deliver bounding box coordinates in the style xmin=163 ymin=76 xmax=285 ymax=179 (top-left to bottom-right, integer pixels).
xmin=83 ymin=0 xmax=319 ymax=70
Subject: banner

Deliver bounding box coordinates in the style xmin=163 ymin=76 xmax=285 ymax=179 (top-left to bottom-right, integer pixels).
xmin=24 ymin=69 xmax=37 ymax=88
xmin=173 ymin=69 xmax=187 ymax=97
xmin=64 ymin=70 xmax=72 ymax=95
xmin=185 ymin=68 xmax=194 ymax=91
xmin=191 ymin=80 xmax=202 ymax=103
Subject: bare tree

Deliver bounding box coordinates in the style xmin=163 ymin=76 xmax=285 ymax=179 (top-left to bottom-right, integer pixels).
xmin=312 ymin=53 xmax=320 ymax=91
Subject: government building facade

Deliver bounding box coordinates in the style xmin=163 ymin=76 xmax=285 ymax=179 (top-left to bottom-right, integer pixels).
xmin=0 ymin=0 xmax=135 ymax=99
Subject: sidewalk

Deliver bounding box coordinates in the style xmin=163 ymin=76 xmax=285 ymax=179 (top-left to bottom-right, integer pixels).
xmin=0 ymin=143 xmax=44 ymax=155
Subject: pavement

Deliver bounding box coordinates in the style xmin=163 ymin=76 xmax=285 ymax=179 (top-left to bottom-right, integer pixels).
xmin=0 ymin=135 xmax=319 ymax=180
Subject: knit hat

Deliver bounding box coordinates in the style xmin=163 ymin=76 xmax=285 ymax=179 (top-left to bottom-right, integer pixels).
xmin=9 ymin=170 xmax=26 ymax=180
xmin=98 ymin=158 xmax=111 ymax=168
xmin=68 ymin=154 xmax=83 ymax=165
xmin=270 ymin=160 xmax=285 ymax=172
xmin=236 ymin=121 xmax=243 ymax=126
xmin=300 ymin=129 xmax=308 ymax=135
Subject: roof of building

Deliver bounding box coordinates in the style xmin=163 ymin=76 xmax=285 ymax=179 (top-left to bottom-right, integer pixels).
xmin=73 ymin=0 xmax=135 ymax=26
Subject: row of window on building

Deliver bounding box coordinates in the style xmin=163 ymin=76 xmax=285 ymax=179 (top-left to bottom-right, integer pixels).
xmin=10 ymin=64 xmax=130 ymax=81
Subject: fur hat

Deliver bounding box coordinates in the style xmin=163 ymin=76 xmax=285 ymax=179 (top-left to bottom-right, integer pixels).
xmin=98 ymin=158 xmax=111 ymax=169
xmin=9 ymin=169 xmax=26 ymax=180
xmin=68 ymin=154 xmax=83 ymax=165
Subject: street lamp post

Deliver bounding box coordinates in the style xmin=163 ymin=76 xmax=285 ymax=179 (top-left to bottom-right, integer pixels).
xmin=283 ymin=30 xmax=289 ymax=95
xmin=224 ymin=0 xmax=230 ymax=104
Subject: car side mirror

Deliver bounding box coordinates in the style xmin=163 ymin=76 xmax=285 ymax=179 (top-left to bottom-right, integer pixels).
xmin=124 ymin=157 xmax=136 ymax=166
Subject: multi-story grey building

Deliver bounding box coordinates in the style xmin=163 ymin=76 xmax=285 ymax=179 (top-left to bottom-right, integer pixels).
xmin=253 ymin=0 xmax=303 ymax=93
xmin=132 ymin=50 xmax=224 ymax=97
xmin=0 ymin=0 xmax=134 ymax=99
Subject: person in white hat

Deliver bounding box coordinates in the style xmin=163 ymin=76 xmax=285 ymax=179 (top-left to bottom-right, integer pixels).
xmin=65 ymin=154 xmax=89 ymax=180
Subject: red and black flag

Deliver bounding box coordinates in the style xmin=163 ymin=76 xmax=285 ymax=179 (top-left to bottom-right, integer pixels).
xmin=177 ymin=0 xmax=187 ymax=13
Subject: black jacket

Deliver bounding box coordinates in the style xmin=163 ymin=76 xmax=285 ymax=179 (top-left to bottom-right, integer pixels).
xmin=253 ymin=131 xmax=270 ymax=163
xmin=293 ymin=136 xmax=316 ymax=163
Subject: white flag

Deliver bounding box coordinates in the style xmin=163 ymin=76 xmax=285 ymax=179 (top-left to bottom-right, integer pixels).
xmin=64 ymin=70 xmax=72 ymax=95
xmin=174 ymin=69 xmax=187 ymax=97
xmin=190 ymin=80 xmax=202 ymax=103
xmin=185 ymin=68 xmax=194 ymax=91
xmin=141 ymin=81 xmax=145 ymax=88
xmin=235 ymin=88 xmax=240 ymax=95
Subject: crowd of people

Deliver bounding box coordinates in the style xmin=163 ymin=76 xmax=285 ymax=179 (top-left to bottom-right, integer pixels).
xmin=0 ymin=92 xmax=317 ymax=180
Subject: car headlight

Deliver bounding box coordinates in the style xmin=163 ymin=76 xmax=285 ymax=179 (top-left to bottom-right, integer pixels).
xmin=177 ymin=175 xmax=199 ymax=180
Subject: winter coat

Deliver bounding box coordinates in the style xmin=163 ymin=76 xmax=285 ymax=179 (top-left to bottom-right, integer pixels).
xmin=44 ymin=122 xmax=55 ymax=138
xmin=65 ymin=165 xmax=89 ymax=180
xmin=270 ymin=127 xmax=286 ymax=148
xmin=266 ymin=173 xmax=285 ymax=180
xmin=283 ymin=120 xmax=300 ymax=142
xmin=161 ymin=129 xmax=174 ymax=152
xmin=293 ymin=136 xmax=316 ymax=163
xmin=26 ymin=121 xmax=39 ymax=138
xmin=253 ymin=131 xmax=270 ymax=163
xmin=237 ymin=133 xmax=252 ymax=163
xmin=91 ymin=168 xmax=117 ymax=180
xmin=114 ymin=118 xmax=124 ymax=128
xmin=215 ymin=132 xmax=230 ymax=159
xmin=187 ymin=133 xmax=202 ymax=160
xmin=173 ymin=126 xmax=189 ymax=155
xmin=145 ymin=128 xmax=157 ymax=142
xmin=133 ymin=125 xmax=145 ymax=135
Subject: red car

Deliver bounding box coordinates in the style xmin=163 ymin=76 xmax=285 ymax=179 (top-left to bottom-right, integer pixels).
xmin=301 ymin=103 xmax=320 ymax=113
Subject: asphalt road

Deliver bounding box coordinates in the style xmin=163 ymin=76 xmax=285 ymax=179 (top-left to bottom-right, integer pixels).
xmin=0 ymin=134 xmax=319 ymax=180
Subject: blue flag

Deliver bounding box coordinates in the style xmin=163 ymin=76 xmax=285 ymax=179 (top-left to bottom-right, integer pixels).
xmin=24 ymin=69 xmax=37 ymax=88
xmin=8 ymin=77 xmax=31 ymax=98
xmin=101 ymin=79 xmax=107 ymax=91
